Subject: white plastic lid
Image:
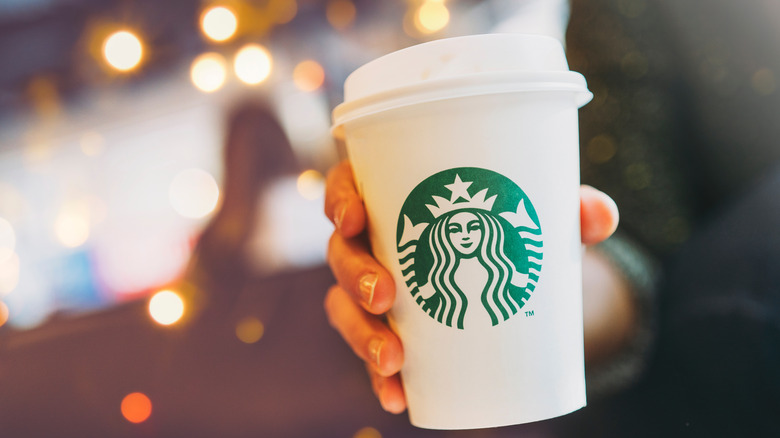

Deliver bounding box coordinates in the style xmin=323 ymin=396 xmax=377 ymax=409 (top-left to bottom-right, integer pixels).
xmin=333 ymin=34 xmax=592 ymax=130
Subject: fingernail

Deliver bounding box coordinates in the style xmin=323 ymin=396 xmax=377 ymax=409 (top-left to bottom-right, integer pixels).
xmin=383 ymin=397 xmax=405 ymax=415
xmin=334 ymin=202 xmax=347 ymax=231
xmin=368 ymin=337 xmax=384 ymax=369
xmin=358 ymin=273 xmax=378 ymax=308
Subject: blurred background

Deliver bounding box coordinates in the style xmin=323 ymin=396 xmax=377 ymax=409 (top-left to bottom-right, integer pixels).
xmin=0 ymin=1 xmax=554 ymax=436
xmin=0 ymin=0 xmax=492 ymax=331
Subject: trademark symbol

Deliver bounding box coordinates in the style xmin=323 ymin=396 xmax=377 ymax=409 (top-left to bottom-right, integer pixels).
xmin=525 ymin=310 xmax=534 ymax=317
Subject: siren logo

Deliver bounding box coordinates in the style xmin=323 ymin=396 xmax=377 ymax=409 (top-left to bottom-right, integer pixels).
xmin=396 ymin=167 xmax=543 ymax=329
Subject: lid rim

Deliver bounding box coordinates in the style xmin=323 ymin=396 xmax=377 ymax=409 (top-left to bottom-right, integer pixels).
xmin=333 ymin=70 xmax=592 ymax=129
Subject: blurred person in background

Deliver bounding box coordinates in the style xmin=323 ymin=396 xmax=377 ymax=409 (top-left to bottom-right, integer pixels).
xmin=187 ymin=101 xmax=330 ymax=313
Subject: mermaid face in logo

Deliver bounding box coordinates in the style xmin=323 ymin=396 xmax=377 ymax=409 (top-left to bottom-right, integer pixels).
xmin=396 ymin=169 xmax=544 ymax=330
xmin=424 ymin=209 xmax=528 ymax=329
xmin=446 ymin=212 xmax=483 ymax=257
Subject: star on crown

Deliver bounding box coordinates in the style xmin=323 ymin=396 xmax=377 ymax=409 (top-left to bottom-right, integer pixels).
xmin=426 ymin=174 xmax=497 ymax=218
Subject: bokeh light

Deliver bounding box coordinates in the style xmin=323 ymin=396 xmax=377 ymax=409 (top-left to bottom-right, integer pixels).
xmin=169 ymin=168 xmax=220 ymax=219
xmin=752 ymin=68 xmax=776 ymax=96
xmin=235 ymin=317 xmax=265 ymax=344
xmin=354 ymin=427 xmax=383 ymax=438
xmin=414 ymin=1 xmax=450 ymax=34
xmin=327 ymin=0 xmax=357 ymax=30
xmin=234 ymin=44 xmax=273 ymax=85
xmin=0 ymin=217 xmax=15 ymax=264
xmin=148 ymin=290 xmax=185 ymax=326
xmin=293 ymin=60 xmax=325 ymax=92
xmin=79 ymin=131 xmax=104 ymax=157
xmin=0 ymin=301 xmax=8 ymax=328
xmin=190 ymin=53 xmax=228 ymax=93
xmin=103 ymin=30 xmax=144 ymax=72
xmin=0 ymin=253 xmax=19 ymax=296
xmin=121 ymin=392 xmax=153 ymax=424
xmin=586 ymin=134 xmax=617 ymax=164
xmin=22 ymin=133 xmax=53 ymax=165
xmin=269 ymin=0 xmax=298 ymax=24
xmin=200 ymin=6 xmax=238 ymax=42
xmin=296 ymin=169 xmax=325 ymax=200
xmin=27 ymin=76 xmax=60 ymax=118
xmin=54 ymin=206 xmax=90 ymax=248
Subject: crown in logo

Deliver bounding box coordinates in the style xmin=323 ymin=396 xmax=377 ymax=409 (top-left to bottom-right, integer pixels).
xmin=426 ymin=174 xmax=497 ymax=218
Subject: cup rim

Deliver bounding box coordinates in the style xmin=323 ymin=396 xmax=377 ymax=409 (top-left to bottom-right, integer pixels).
xmin=332 ymin=70 xmax=592 ymax=136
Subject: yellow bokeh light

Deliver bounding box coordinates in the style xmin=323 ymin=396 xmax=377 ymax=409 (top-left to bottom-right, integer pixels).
xmin=190 ymin=53 xmax=227 ymax=93
xmin=0 ymin=301 xmax=8 ymax=328
xmin=234 ymin=44 xmax=273 ymax=85
xmin=0 ymin=253 xmax=19 ymax=297
xmin=148 ymin=290 xmax=185 ymax=326
xmin=0 ymin=217 xmax=15 ymax=264
xmin=201 ymin=6 xmax=238 ymax=42
xmin=54 ymin=206 xmax=90 ymax=248
xmin=354 ymin=427 xmax=382 ymax=438
xmin=296 ymin=169 xmax=325 ymax=200
xmin=235 ymin=317 xmax=265 ymax=344
xmin=415 ymin=2 xmax=450 ymax=34
xmin=326 ymin=0 xmax=356 ymax=30
xmin=103 ymin=30 xmax=144 ymax=72
xmin=169 ymin=168 xmax=220 ymax=219
xmin=293 ymin=60 xmax=325 ymax=92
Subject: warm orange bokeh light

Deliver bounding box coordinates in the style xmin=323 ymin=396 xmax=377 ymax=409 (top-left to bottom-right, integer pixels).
xmin=326 ymin=0 xmax=357 ymax=30
xmin=354 ymin=426 xmax=383 ymax=438
xmin=0 ymin=301 xmax=9 ymax=328
xmin=190 ymin=53 xmax=228 ymax=93
xmin=293 ymin=60 xmax=325 ymax=92
xmin=270 ymin=0 xmax=298 ymax=24
xmin=200 ymin=6 xmax=238 ymax=42
xmin=296 ymin=169 xmax=325 ymax=200
xmin=234 ymin=44 xmax=273 ymax=85
xmin=414 ymin=1 xmax=450 ymax=34
xmin=148 ymin=290 xmax=185 ymax=326
xmin=235 ymin=317 xmax=265 ymax=344
xmin=121 ymin=392 xmax=152 ymax=424
xmin=103 ymin=30 xmax=144 ymax=72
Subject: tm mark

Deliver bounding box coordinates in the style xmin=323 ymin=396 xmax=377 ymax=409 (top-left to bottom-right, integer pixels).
xmin=525 ymin=310 xmax=534 ymax=317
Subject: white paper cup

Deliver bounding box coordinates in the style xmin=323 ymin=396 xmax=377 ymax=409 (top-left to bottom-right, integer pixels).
xmin=332 ymin=34 xmax=592 ymax=430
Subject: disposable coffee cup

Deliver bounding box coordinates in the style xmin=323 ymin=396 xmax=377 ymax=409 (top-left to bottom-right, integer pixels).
xmin=332 ymin=34 xmax=592 ymax=430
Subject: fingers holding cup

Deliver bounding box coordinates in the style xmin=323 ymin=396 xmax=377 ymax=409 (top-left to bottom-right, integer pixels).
xmin=325 ymin=160 xmax=366 ymax=238
xmin=324 ymin=285 xmax=404 ymax=377
xmin=580 ymin=185 xmax=619 ymax=245
xmin=327 ymin=232 xmax=396 ymax=314
xmin=367 ymin=364 xmax=407 ymax=414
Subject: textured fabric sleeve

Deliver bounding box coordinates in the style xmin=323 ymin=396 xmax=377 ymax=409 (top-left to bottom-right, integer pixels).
xmin=585 ymin=232 xmax=659 ymax=398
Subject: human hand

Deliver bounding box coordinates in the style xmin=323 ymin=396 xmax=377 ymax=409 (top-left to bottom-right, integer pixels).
xmin=323 ymin=160 xmax=619 ymax=414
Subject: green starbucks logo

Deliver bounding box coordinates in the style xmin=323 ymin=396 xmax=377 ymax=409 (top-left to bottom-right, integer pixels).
xmin=396 ymin=167 xmax=543 ymax=329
